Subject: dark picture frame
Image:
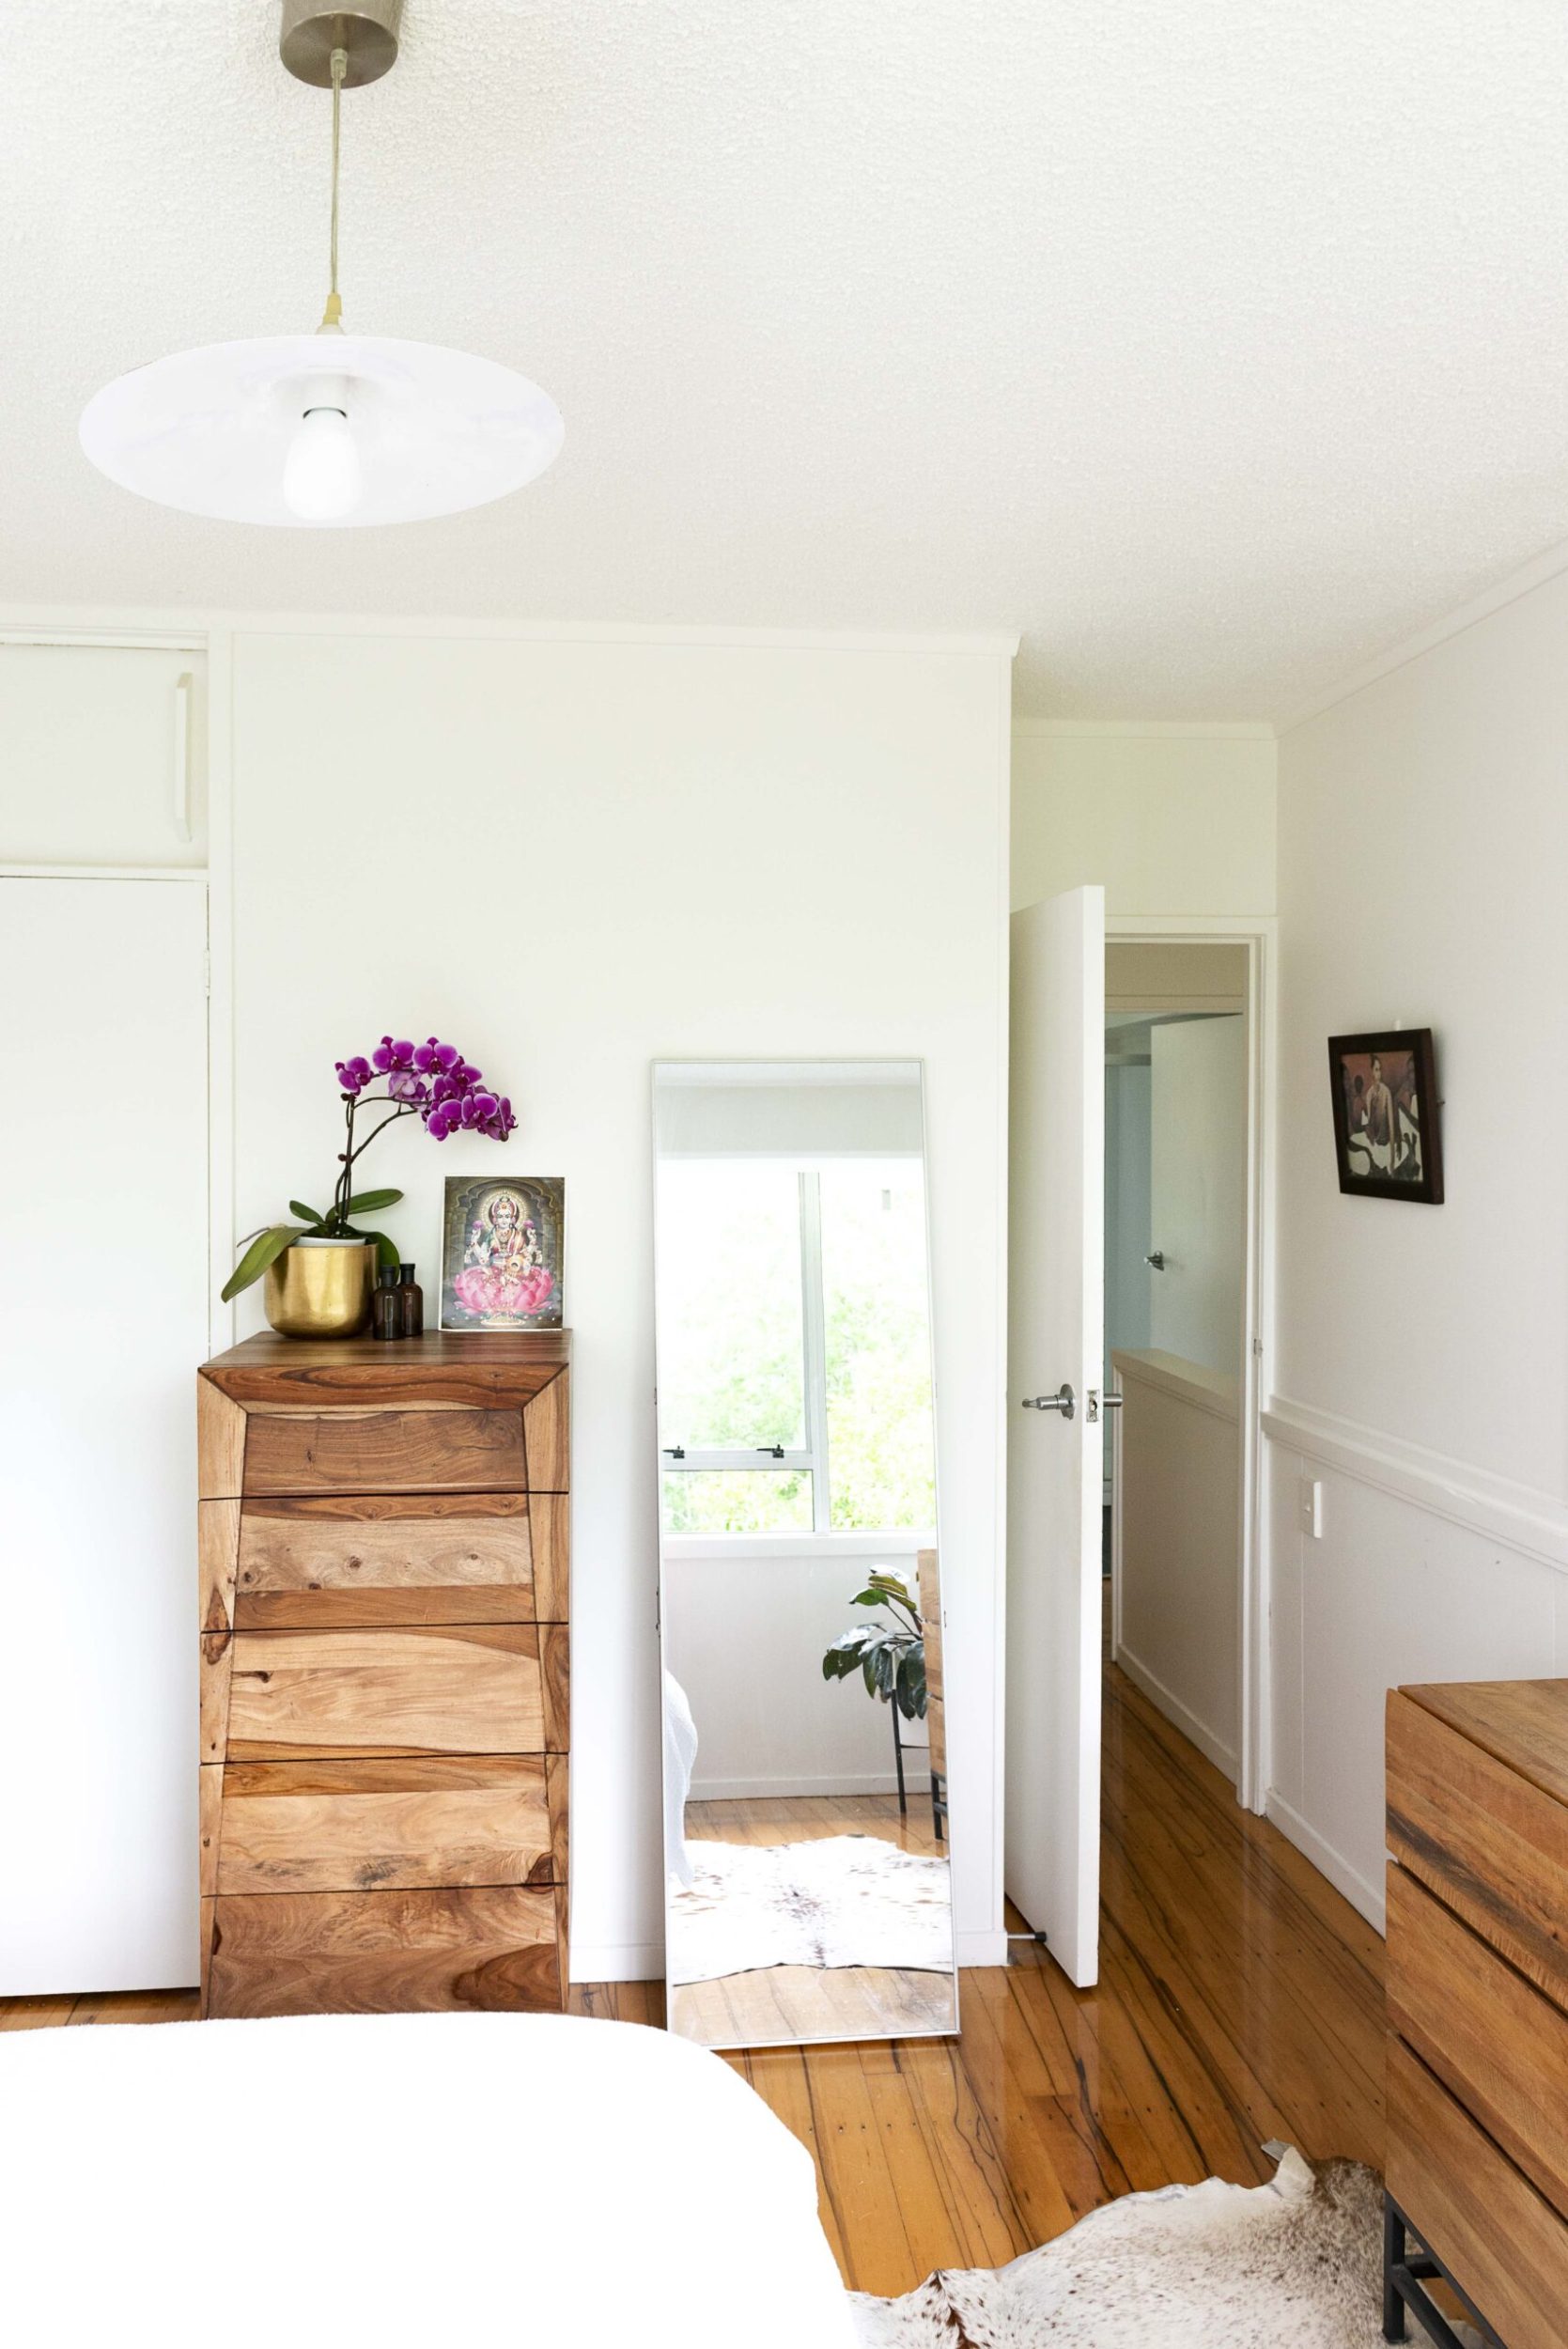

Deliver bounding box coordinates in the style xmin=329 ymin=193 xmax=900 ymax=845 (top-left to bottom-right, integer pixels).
xmin=439 ymin=1174 xmax=566 ymax=1330
xmin=1327 ymin=1029 xmax=1443 ymax=1204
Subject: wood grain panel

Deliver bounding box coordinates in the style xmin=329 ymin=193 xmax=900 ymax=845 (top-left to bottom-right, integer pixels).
xmin=213 ymin=1755 xmax=551 ymax=1894
xmin=1405 ymin=1680 xmax=1568 ymax=1812
xmin=196 ymin=1377 xmax=246 ymax=1501
xmin=202 ymin=1329 xmax=568 ymax=1410
xmin=1387 ymin=2036 xmax=1568 ymax=2349
xmin=1388 ymin=1689 xmax=1568 ymax=2005
xmin=546 ymin=1751 xmax=568 ymax=1888
xmin=523 ymin=1371 xmax=569 ymax=1493
xmin=206 ymin=1884 xmax=561 ymax=2016
xmin=1388 ymin=1862 xmax=1568 ymax=2221
xmin=223 ymin=1625 xmax=544 ymax=1759
xmin=541 ymin=1623 xmax=569 ymax=1753
xmin=199 ymin=1629 xmax=234 ymax=1766
xmin=234 ymin=1492 xmax=534 ymax=1626
xmin=531 ymin=1490 xmax=569 ymax=1624
xmin=199 ymin=1499 xmax=241 ymax=1636
xmin=199 ymin=1763 xmax=224 ymax=1899
xmin=242 ymin=1408 xmax=526 ymax=1497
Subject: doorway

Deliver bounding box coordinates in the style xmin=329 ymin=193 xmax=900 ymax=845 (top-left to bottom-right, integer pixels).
xmin=1103 ymin=943 xmax=1249 ymax=1789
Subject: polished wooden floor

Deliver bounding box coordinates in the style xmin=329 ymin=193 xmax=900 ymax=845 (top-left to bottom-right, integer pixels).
xmin=0 ymin=1667 xmax=1384 ymax=2297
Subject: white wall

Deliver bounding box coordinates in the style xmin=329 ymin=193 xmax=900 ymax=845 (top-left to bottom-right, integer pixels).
xmin=665 ymin=1544 xmax=928 ymax=1799
xmin=1267 ymin=563 xmax=1568 ymax=1929
xmin=1113 ymin=1350 xmax=1240 ymax=1784
xmin=1149 ymin=1016 xmax=1247 ymax=1377
xmin=227 ymin=624 xmax=1011 ymax=1975
xmin=1013 ymin=724 xmax=1277 ymax=915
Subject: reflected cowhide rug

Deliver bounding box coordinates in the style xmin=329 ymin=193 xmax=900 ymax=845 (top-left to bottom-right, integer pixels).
xmin=851 ymin=2150 xmax=1476 ymax=2348
xmin=666 ymin=1834 xmax=952 ymax=1985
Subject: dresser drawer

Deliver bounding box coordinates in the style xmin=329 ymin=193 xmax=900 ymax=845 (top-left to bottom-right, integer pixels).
xmin=235 ymin=1493 xmax=536 ymax=1627
xmin=206 ymin=1883 xmax=561 ymax=2016
xmin=1388 ymin=1690 xmax=1568 ymax=2000
xmin=1388 ymin=1861 xmax=1568 ymax=2220
xmin=1388 ymin=2036 xmax=1568 ymax=2349
xmin=215 ymin=1625 xmax=550 ymax=1759
xmin=209 ymin=1756 xmax=555 ymax=1895
xmin=242 ymin=1408 xmax=526 ymax=1497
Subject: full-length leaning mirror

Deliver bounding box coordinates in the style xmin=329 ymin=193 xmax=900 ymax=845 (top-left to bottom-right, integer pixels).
xmin=653 ymin=1059 xmax=955 ymax=2049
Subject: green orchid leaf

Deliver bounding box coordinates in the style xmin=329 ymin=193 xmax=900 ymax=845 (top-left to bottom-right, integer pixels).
xmin=221 ymin=1223 xmax=307 ymax=1303
xmin=287 ymin=1201 xmax=325 ymax=1227
xmin=359 ymin=1228 xmax=402 ymax=1272
xmin=342 ymin=1188 xmax=404 ymax=1217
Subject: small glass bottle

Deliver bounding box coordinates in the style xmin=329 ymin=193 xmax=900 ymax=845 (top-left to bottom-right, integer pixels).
xmin=371 ymin=1266 xmax=402 ymax=1341
xmin=397 ymin=1262 xmax=425 ymax=1339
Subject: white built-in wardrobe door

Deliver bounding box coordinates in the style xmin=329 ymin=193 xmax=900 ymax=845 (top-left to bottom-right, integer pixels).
xmin=1 ymin=879 xmax=208 ymax=1993
xmin=0 ymin=646 xmax=206 ymax=867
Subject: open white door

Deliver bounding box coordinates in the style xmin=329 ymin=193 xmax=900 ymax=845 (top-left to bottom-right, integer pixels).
xmin=1005 ymin=885 xmax=1105 ymax=1987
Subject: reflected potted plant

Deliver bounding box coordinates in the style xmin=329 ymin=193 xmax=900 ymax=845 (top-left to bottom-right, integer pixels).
xmin=821 ymin=1571 xmax=927 ymax=1721
xmin=223 ymin=1034 xmax=517 ymax=1338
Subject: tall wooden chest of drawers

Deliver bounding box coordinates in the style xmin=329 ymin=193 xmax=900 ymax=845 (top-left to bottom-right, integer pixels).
xmin=197 ymin=1332 xmax=570 ymax=2019
xmin=1385 ymin=1679 xmax=1568 ymax=2349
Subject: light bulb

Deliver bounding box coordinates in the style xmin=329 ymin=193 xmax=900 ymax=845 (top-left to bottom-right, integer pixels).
xmin=282 ymin=404 xmax=363 ymax=521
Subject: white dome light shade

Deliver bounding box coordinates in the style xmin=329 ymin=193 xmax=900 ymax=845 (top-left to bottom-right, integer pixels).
xmin=79 ymin=333 xmax=564 ymax=528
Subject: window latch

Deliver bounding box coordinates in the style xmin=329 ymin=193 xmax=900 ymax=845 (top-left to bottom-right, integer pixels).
xmin=662 ymin=1445 xmax=686 ymax=1460
xmin=755 ymin=1444 xmax=785 ymax=1460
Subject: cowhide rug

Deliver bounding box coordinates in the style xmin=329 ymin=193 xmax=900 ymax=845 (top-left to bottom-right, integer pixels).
xmin=850 ymin=2149 xmax=1479 ymax=2348
xmin=666 ymin=1834 xmax=952 ymax=1985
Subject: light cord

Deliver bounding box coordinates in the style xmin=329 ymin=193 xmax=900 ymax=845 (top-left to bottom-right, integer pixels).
xmin=320 ymin=45 xmax=347 ymax=330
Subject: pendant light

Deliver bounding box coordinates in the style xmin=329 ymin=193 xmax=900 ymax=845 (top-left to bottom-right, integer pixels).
xmin=80 ymin=3 xmax=564 ymax=528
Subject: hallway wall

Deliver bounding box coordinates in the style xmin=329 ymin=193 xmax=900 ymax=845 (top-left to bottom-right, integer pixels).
xmin=1266 ymin=559 xmax=1568 ymax=1928
xmin=1013 ymin=723 xmax=1276 ymax=915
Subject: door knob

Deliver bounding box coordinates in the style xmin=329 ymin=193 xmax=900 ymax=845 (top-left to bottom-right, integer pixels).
xmin=1021 ymin=1384 xmax=1075 ymax=1420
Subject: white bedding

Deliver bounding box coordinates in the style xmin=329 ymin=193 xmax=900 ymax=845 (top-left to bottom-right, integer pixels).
xmin=1 ymin=2010 xmax=856 ymax=2348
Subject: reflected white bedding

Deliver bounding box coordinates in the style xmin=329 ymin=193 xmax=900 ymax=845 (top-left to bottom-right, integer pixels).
xmin=1 ymin=2010 xmax=855 ymax=2348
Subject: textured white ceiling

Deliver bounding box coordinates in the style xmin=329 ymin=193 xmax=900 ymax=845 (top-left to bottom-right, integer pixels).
xmin=3 ymin=1 xmax=1565 ymax=718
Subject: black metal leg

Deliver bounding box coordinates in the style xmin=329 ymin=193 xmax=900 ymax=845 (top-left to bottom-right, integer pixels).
xmin=1384 ymin=2194 xmax=1407 ymax=2341
xmin=892 ymin=1704 xmax=907 ymax=1815
xmin=931 ymin=1771 xmax=943 ymax=1841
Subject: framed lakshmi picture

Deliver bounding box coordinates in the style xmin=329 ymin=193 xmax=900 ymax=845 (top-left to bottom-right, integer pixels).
xmin=440 ymin=1174 xmax=566 ymax=1330
xmin=1327 ymin=1029 xmax=1443 ymax=1204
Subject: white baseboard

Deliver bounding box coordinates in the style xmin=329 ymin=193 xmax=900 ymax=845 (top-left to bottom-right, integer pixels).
xmin=1114 ymin=1642 xmax=1238 ymax=1786
xmin=1264 ymin=1792 xmax=1385 ymax=1934
xmin=688 ymin=1768 xmax=926 ymax=1802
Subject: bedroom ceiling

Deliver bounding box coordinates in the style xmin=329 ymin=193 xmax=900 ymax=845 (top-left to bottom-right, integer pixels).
xmin=3 ymin=1 xmax=1565 ymax=720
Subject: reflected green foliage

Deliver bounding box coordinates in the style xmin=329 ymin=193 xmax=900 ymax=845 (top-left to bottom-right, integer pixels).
xmin=820 ymin=1167 xmax=936 ymax=1531
xmin=661 ymin=1470 xmax=814 ymax=1535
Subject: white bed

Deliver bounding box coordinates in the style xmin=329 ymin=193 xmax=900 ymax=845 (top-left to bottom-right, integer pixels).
xmin=1 ymin=2010 xmax=856 ymax=2348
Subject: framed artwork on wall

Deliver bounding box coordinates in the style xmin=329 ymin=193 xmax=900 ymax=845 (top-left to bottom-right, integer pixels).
xmin=1327 ymin=1030 xmax=1443 ymax=1204
xmin=440 ymin=1174 xmax=566 ymax=1329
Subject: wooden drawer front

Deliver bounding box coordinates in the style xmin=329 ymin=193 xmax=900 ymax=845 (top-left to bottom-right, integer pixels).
xmin=235 ymin=1494 xmax=535 ymax=1627
xmin=207 ymin=1884 xmax=560 ymax=2016
xmin=1388 ymin=1862 xmax=1568 ymax=2219
xmin=1388 ymin=1689 xmax=1568 ymax=2002
xmin=211 ymin=1757 xmax=553 ymax=1895
xmin=242 ymin=1408 xmax=526 ymax=1497
xmin=1388 ymin=2036 xmax=1568 ymax=2349
xmin=220 ymin=1626 xmax=546 ymax=1759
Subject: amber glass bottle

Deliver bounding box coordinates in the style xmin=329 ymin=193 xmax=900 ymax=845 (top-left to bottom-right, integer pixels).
xmin=371 ymin=1266 xmax=402 ymax=1341
xmin=397 ymin=1262 xmax=425 ymax=1339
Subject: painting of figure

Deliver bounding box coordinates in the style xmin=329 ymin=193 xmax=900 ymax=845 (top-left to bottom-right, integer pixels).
xmin=1328 ymin=1031 xmax=1442 ymax=1204
xmin=441 ymin=1175 xmax=565 ymax=1329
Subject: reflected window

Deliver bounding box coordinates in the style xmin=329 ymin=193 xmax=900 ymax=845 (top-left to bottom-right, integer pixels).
xmin=657 ymin=1154 xmax=934 ymax=1537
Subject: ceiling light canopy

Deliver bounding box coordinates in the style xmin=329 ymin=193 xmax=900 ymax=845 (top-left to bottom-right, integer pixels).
xmin=80 ymin=2 xmax=564 ymax=529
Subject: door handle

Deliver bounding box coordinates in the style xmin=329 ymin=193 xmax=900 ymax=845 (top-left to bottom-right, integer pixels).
xmin=1086 ymin=1390 xmax=1123 ymax=1423
xmin=1144 ymin=1251 xmax=1165 ymax=1270
xmin=1021 ymin=1384 xmax=1075 ymax=1421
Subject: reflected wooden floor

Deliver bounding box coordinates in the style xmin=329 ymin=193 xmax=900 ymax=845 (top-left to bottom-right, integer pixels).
xmin=674 ymin=1790 xmax=954 ymax=2046
xmin=0 ymin=1670 xmax=1384 ymax=2298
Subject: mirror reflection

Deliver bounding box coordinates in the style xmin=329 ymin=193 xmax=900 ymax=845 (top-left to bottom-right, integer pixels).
xmin=654 ymin=1060 xmax=956 ymax=2049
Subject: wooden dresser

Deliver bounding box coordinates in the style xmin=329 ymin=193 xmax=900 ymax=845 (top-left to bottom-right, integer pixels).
xmin=197 ymin=1332 xmax=570 ymax=2019
xmin=1385 ymin=1679 xmax=1568 ymax=2349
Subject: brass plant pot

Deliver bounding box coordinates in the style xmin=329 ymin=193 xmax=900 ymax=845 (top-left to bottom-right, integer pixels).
xmin=263 ymin=1237 xmax=377 ymax=1339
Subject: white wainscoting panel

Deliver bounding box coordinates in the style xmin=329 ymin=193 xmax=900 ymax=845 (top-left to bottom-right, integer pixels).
xmin=1264 ymin=1397 xmax=1568 ymax=1931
